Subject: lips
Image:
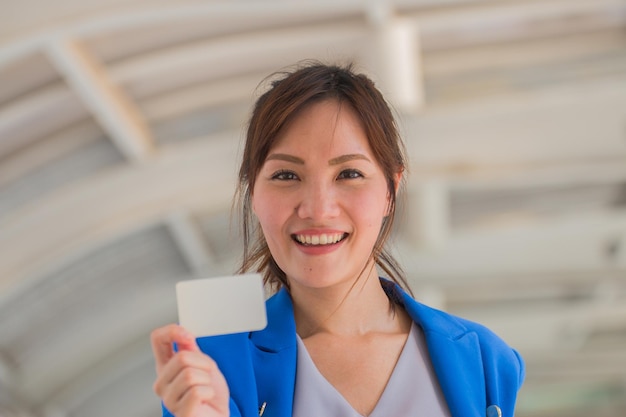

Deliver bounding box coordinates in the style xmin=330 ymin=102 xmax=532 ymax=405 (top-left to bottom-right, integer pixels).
xmin=292 ymin=232 xmax=348 ymax=246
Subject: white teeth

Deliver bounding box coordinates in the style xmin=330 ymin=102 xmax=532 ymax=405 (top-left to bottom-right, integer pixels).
xmin=295 ymin=233 xmax=344 ymax=246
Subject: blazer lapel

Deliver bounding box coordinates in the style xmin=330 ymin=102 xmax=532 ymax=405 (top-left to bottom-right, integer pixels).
xmin=249 ymin=289 xmax=297 ymax=417
xmin=425 ymin=330 xmax=486 ymax=417
xmin=196 ymin=332 xmax=260 ymax=417
xmin=397 ymin=286 xmax=486 ymax=417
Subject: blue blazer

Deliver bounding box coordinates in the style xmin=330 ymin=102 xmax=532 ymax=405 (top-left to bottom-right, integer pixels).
xmin=164 ymin=281 xmax=525 ymax=417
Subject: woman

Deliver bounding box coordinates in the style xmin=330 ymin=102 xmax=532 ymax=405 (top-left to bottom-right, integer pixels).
xmin=151 ymin=62 xmax=525 ymax=417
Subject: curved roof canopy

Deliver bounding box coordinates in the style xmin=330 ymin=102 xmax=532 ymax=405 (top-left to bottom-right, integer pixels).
xmin=1 ymin=1 xmax=626 ymax=416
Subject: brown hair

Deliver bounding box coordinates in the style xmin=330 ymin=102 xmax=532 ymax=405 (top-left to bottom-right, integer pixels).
xmin=236 ymin=61 xmax=411 ymax=295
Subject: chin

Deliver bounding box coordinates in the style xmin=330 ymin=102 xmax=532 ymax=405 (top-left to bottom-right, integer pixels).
xmin=288 ymin=271 xmax=359 ymax=290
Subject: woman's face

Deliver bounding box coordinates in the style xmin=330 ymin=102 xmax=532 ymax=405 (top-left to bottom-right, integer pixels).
xmin=252 ymin=99 xmax=394 ymax=292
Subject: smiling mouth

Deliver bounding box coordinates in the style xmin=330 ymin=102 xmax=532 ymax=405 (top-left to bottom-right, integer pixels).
xmin=292 ymin=233 xmax=348 ymax=246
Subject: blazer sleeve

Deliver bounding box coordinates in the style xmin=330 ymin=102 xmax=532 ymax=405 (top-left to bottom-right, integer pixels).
xmin=472 ymin=320 xmax=526 ymax=417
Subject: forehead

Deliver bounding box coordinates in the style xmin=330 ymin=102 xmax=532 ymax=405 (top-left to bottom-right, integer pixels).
xmin=270 ymin=99 xmax=371 ymax=155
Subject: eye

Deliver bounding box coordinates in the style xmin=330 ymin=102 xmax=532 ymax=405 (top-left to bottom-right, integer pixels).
xmin=271 ymin=170 xmax=299 ymax=181
xmin=337 ymin=169 xmax=364 ymax=180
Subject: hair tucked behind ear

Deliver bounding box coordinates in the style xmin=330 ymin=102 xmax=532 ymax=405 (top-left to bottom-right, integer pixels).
xmin=235 ymin=61 xmax=411 ymax=296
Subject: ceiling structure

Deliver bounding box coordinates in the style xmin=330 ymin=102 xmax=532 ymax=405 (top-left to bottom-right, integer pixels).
xmin=1 ymin=0 xmax=626 ymax=416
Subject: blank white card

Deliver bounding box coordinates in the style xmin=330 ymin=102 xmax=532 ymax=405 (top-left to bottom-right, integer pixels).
xmin=176 ymin=273 xmax=267 ymax=337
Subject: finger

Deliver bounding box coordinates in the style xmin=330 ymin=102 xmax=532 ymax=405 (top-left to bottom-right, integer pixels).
xmin=174 ymin=326 xmax=200 ymax=352
xmin=163 ymin=385 xmax=214 ymax=417
xmin=157 ymin=353 xmax=230 ymax=417
xmin=151 ymin=325 xmax=199 ymax=372
xmin=177 ymin=386 xmax=218 ymax=417
xmin=155 ymin=353 xmax=212 ymax=397
xmin=154 ymin=350 xmax=219 ymax=395
xmin=151 ymin=324 xmax=180 ymax=371
xmin=161 ymin=367 xmax=213 ymax=407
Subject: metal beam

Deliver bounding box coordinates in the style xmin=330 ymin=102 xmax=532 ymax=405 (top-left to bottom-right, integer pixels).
xmin=141 ymin=73 xmax=261 ymax=122
xmin=403 ymin=76 xmax=626 ymax=169
xmin=405 ymin=179 xmax=450 ymax=250
xmin=0 ymin=1 xmax=366 ymax=67
xmin=364 ymin=0 xmax=425 ymax=113
xmin=400 ymin=210 xmax=626 ymax=285
xmin=45 ymin=38 xmax=153 ymax=162
xmin=165 ymin=210 xmax=215 ymax=276
xmin=0 ymin=133 xmax=238 ymax=302
xmin=0 ymin=351 xmax=37 ymax=417
xmin=414 ymin=0 xmax=626 ymax=51
xmin=0 ymin=85 xmax=82 ymax=161
xmin=108 ymin=22 xmax=368 ymax=98
xmin=44 ymin=334 xmax=155 ymax=416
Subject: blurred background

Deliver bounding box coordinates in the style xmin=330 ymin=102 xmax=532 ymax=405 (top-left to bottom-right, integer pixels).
xmin=1 ymin=0 xmax=626 ymax=416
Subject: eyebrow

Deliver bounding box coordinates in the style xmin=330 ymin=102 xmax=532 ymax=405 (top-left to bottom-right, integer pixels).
xmin=265 ymin=153 xmax=304 ymax=164
xmin=265 ymin=153 xmax=371 ymax=165
xmin=329 ymin=154 xmax=371 ymax=165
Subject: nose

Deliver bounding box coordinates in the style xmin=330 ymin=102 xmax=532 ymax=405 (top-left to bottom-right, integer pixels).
xmin=296 ymin=180 xmax=340 ymax=220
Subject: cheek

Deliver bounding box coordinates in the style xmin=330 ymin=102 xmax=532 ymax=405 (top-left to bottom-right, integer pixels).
xmin=253 ymin=192 xmax=286 ymax=235
xmin=350 ymin=188 xmax=390 ymax=223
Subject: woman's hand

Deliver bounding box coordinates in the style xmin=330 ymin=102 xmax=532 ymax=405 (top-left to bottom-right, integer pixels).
xmin=151 ymin=324 xmax=230 ymax=417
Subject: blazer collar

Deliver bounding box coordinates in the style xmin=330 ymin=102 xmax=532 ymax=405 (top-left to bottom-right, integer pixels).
xmin=249 ymin=288 xmax=296 ymax=352
xmin=250 ymin=281 xmax=487 ymax=417
xmin=388 ymin=280 xmax=469 ymax=337
xmin=250 ymin=280 xmax=475 ymax=349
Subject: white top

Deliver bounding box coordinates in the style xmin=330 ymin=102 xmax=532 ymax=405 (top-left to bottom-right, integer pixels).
xmin=293 ymin=322 xmax=452 ymax=417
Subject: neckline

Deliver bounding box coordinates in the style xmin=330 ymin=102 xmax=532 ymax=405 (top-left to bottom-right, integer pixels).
xmin=295 ymin=322 xmax=417 ymax=417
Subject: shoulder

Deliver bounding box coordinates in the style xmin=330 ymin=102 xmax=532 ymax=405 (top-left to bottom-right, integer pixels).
xmin=393 ymin=283 xmax=525 ymax=386
xmin=421 ymin=301 xmax=513 ymax=351
xmin=447 ymin=311 xmax=525 ymax=382
xmin=408 ymin=297 xmax=524 ymax=415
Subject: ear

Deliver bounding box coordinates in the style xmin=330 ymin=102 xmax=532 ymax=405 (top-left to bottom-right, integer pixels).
xmin=393 ymin=170 xmax=403 ymax=194
xmin=385 ymin=170 xmax=404 ymax=216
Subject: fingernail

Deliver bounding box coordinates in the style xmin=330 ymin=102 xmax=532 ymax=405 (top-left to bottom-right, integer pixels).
xmin=178 ymin=327 xmax=194 ymax=340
